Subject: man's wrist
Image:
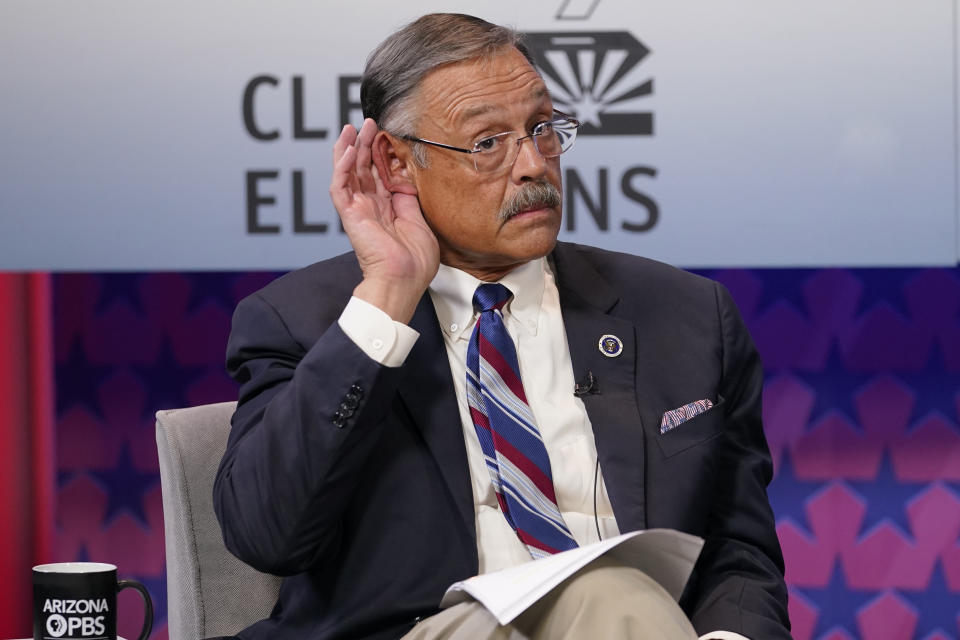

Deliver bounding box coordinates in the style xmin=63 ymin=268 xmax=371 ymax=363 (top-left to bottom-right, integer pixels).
xmin=353 ymin=277 xmax=425 ymax=325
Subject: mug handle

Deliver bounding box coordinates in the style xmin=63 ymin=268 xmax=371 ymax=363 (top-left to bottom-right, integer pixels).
xmin=117 ymin=579 xmax=154 ymax=640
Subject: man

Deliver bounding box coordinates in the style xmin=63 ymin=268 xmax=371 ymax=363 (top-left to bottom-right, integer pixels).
xmin=214 ymin=13 xmax=790 ymax=640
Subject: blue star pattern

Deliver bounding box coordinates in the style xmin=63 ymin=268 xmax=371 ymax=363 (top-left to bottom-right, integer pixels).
xmin=53 ymin=266 xmax=960 ymax=640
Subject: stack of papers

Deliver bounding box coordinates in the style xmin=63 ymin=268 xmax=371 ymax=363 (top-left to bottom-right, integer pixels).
xmin=440 ymin=528 xmax=704 ymax=625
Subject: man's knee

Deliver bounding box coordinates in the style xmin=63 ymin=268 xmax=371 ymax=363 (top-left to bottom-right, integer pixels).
xmin=406 ymin=559 xmax=698 ymax=640
xmin=554 ymin=557 xmax=674 ymax=607
xmin=518 ymin=557 xmax=697 ymax=640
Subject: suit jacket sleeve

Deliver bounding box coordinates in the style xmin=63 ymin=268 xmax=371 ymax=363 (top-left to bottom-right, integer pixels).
xmin=682 ymin=281 xmax=790 ymax=638
xmin=213 ymin=289 xmax=403 ymax=576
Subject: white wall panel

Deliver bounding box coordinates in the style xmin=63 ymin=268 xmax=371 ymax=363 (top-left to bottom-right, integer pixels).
xmin=1 ymin=1 xmax=955 ymax=269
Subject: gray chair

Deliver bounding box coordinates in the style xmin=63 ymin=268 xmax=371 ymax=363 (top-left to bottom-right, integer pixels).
xmin=156 ymin=402 xmax=282 ymax=639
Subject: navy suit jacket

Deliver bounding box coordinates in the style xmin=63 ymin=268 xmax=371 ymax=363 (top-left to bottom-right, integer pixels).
xmin=213 ymin=242 xmax=790 ymax=639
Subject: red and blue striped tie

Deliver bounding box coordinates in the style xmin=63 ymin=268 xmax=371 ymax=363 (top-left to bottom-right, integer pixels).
xmin=466 ymin=283 xmax=578 ymax=558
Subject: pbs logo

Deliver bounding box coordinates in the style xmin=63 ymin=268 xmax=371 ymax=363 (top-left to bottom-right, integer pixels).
xmin=46 ymin=613 xmax=68 ymax=637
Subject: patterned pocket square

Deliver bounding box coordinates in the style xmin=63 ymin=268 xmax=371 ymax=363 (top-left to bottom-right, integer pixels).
xmin=660 ymin=399 xmax=715 ymax=434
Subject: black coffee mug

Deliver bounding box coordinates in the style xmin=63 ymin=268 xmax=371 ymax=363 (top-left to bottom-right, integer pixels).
xmin=33 ymin=562 xmax=153 ymax=640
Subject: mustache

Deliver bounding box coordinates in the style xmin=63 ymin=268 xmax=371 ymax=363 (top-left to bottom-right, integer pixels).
xmin=499 ymin=181 xmax=562 ymax=221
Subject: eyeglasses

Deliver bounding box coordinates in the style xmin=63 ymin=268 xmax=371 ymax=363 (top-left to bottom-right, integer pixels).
xmin=399 ymin=110 xmax=581 ymax=174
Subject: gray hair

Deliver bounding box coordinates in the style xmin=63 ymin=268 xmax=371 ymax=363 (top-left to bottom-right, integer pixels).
xmin=361 ymin=13 xmax=535 ymax=166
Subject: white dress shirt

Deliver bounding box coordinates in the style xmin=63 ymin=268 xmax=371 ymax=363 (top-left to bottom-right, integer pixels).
xmin=427 ymin=258 xmax=619 ymax=572
xmin=337 ymin=259 xmax=750 ymax=640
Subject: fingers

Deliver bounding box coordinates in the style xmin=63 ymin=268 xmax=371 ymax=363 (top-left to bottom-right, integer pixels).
xmin=329 ymin=119 xmax=384 ymax=221
xmin=332 ymin=123 xmax=358 ymax=167
xmin=329 ymin=144 xmax=359 ymax=215
xmin=356 ymin=118 xmax=378 ymax=147
xmin=354 ymin=119 xmax=379 ymax=194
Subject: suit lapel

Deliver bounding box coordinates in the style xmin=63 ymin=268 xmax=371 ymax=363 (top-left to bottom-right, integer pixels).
xmin=396 ymin=293 xmax=477 ymax=548
xmin=552 ymin=244 xmax=647 ymax=532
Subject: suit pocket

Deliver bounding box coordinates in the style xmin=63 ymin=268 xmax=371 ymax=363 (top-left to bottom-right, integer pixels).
xmin=655 ymin=395 xmax=725 ymax=458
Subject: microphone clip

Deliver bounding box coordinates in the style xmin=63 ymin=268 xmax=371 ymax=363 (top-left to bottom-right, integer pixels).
xmin=574 ymin=370 xmax=598 ymax=397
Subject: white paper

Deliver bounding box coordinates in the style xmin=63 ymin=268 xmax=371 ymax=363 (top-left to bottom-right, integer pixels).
xmin=440 ymin=528 xmax=704 ymax=625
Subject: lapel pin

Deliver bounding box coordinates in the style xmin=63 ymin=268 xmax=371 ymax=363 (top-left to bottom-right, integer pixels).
xmin=598 ymin=334 xmax=623 ymax=358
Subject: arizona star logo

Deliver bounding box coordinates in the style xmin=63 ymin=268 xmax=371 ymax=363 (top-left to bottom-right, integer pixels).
xmin=523 ymin=31 xmax=653 ymax=136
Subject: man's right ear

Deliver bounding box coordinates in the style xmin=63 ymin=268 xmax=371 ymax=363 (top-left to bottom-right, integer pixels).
xmin=372 ymin=131 xmax=419 ymax=196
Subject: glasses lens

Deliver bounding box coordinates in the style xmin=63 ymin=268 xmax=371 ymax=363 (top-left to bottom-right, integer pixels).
xmin=536 ymin=123 xmax=561 ymax=157
xmin=556 ymin=120 xmax=578 ymax=152
xmin=473 ymin=119 xmax=579 ymax=173
xmin=473 ymin=133 xmax=511 ymax=173
xmin=536 ymin=120 xmax=578 ymax=159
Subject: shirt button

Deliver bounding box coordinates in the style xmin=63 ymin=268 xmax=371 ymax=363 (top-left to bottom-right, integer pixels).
xmin=449 ymin=323 xmax=458 ymax=333
xmin=371 ymin=338 xmax=384 ymax=350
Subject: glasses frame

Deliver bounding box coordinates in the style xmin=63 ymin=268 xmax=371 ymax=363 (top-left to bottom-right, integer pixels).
xmin=399 ymin=110 xmax=581 ymax=173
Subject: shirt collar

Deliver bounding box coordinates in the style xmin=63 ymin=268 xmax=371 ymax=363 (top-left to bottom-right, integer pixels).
xmin=428 ymin=257 xmax=546 ymax=341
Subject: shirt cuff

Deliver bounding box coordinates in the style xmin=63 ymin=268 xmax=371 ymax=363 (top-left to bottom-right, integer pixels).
xmin=699 ymin=632 xmax=752 ymax=640
xmin=337 ymin=296 xmax=419 ymax=367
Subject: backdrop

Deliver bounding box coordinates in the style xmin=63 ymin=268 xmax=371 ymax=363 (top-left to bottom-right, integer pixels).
xmin=2 ymin=0 xmax=957 ymax=270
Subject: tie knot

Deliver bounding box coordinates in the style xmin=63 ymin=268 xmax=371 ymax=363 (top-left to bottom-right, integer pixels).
xmin=473 ymin=283 xmax=512 ymax=313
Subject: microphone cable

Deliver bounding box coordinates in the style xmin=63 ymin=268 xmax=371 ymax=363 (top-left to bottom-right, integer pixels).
xmin=593 ymin=456 xmax=602 ymax=541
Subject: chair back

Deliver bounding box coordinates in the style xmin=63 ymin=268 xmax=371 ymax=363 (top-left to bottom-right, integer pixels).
xmin=156 ymin=402 xmax=282 ymax=639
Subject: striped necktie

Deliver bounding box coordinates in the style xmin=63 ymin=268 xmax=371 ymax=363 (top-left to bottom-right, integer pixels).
xmin=466 ymin=283 xmax=578 ymax=558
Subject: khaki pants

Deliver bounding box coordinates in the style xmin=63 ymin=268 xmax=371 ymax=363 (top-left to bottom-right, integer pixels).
xmin=401 ymin=557 xmax=698 ymax=640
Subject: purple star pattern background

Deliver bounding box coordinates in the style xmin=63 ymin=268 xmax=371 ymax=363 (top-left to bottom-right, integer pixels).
xmin=53 ymin=266 xmax=960 ymax=639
